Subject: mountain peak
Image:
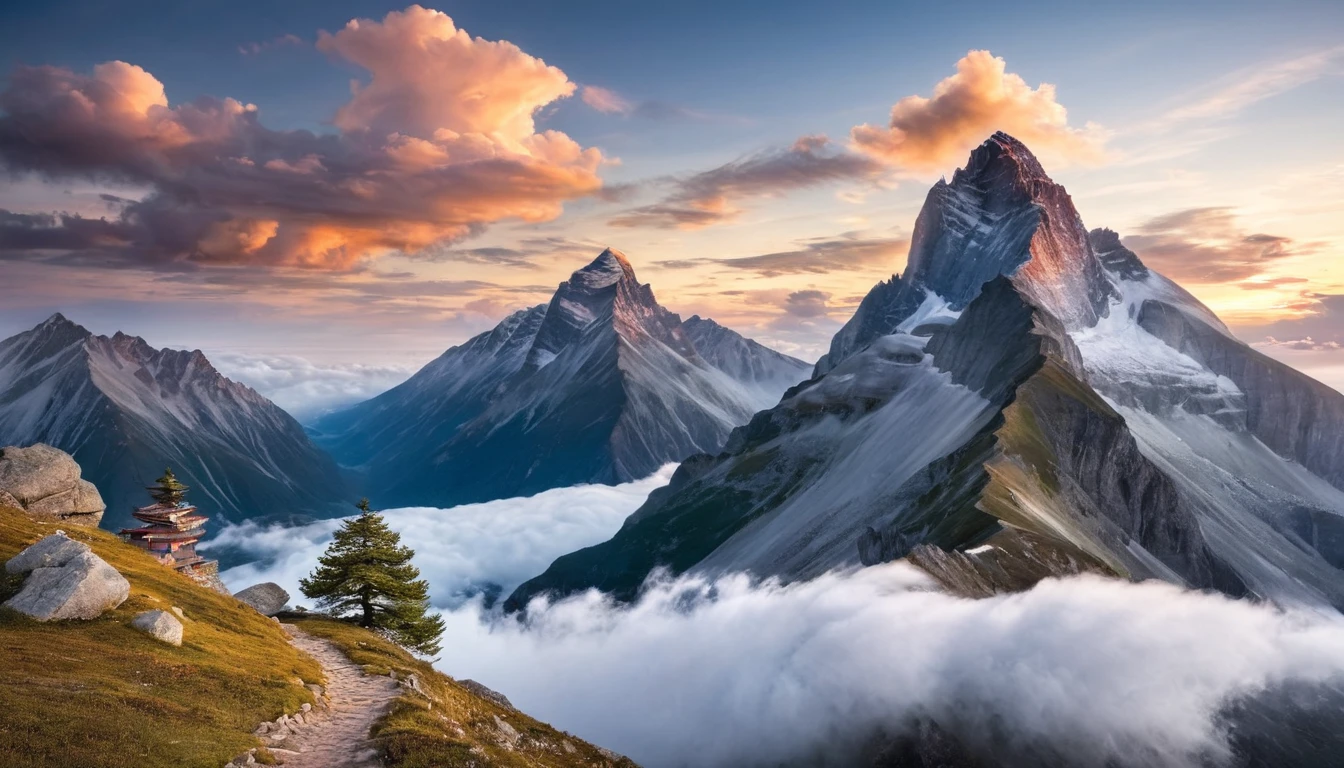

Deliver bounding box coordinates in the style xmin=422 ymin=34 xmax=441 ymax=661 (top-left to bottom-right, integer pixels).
xmin=573 ymin=248 xmax=636 ymax=288
xmin=960 ymin=131 xmax=1049 ymax=184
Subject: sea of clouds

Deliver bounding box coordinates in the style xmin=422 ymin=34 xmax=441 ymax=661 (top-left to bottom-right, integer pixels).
xmin=207 ymin=465 xmax=679 ymax=605
xmin=210 ymin=352 xmax=418 ymax=422
xmin=209 ymin=468 xmax=1344 ymax=768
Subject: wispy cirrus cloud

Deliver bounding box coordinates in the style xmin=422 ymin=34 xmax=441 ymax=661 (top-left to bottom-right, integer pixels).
xmin=609 ymin=136 xmax=887 ymax=230
xmin=238 ymin=34 xmax=304 ymax=56
xmin=580 ymin=85 xmax=700 ymax=121
xmin=1151 ymin=45 xmax=1344 ymax=129
xmin=850 ymin=50 xmax=1109 ymax=174
xmin=0 ymin=6 xmax=605 ymax=272
xmin=655 ymin=231 xmax=909 ymax=277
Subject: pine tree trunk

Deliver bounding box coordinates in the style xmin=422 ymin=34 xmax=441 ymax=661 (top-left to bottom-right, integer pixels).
xmin=360 ymin=590 xmax=374 ymax=627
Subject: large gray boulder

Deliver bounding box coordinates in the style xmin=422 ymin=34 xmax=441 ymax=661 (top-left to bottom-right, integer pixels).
xmin=234 ymin=582 xmax=290 ymax=616
xmin=0 ymin=444 xmax=105 ymax=526
xmin=4 ymin=532 xmax=91 ymax=575
xmin=132 ymin=609 xmax=184 ymax=646
xmin=4 ymin=545 xmax=129 ymax=621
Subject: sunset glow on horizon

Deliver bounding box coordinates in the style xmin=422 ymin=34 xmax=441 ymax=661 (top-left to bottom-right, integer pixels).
xmin=2 ymin=1 xmax=1342 ymax=390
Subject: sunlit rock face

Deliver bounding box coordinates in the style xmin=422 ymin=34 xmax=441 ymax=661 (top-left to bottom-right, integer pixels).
xmin=817 ymin=131 xmax=1115 ymax=375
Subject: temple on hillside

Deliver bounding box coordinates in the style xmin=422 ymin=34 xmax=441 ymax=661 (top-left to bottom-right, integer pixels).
xmin=119 ymin=468 xmax=227 ymax=593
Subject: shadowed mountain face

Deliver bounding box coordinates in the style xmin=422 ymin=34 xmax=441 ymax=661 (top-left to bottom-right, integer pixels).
xmin=0 ymin=315 xmax=350 ymax=530
xmin=509 ymin=132 xmax=1344 ymax=612
xmin=316 ymin=249 xmax=810 ymax=509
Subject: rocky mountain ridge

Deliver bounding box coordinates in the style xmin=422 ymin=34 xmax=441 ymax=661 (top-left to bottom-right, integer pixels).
xmin=317 ymin=248 xmax=810 ymax=509
xmin=0 ymin=314 xmax=350 ymax=530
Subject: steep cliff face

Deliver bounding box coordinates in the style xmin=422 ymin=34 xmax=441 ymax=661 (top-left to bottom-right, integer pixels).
xmin=318 ymin=249 xmax=808 ymax=509
xmin=0 ymin=315 xmax=349 ymax=530
xmin=1138 ymin=300 xmax=1344 ymax=490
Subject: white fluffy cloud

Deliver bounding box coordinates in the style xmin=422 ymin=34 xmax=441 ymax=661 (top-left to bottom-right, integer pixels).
xmin=451 ymin=570 xmax=1344 ymax=768
xmin=211 ymin=352 xmax=417 ymax=421
xmin=210 ymin=469 xmax=1344 ymax=768
xmin=851 ymin=50 xmax=1108 ymax=174
xmin=207 ymin=464 xmax=677 ymax=602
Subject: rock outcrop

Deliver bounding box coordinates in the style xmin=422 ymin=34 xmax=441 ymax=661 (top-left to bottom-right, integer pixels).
xmin=131 ymin=609 xmax=184 ymax=646
xmin=3 ymin=533 xmax=129 ymax=620
xmin=0 ymin=444 xmax=105 ymax=526
xmin=234 ymin=582 xmax=290 ymax=616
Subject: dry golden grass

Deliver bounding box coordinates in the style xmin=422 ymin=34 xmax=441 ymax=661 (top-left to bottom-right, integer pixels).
xmin=0 ymin=506 xmax=323 ymax=768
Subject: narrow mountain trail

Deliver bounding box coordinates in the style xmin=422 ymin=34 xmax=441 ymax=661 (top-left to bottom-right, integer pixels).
xmin=266 ymin=625 xmax=400 ymax=767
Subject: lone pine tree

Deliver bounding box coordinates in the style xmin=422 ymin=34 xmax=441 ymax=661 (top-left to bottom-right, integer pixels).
xmin=300 ymin=499 xmax=445 ymax=655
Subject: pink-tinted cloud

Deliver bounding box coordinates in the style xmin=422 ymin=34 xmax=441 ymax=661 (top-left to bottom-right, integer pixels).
xmin=581 ymin=85 xmax=633 ymax=115
xmin=610 ymin=136 xmax=886 ymax=229
xmin=851 ymin=50 xmax=1108 ymax=174
xmin=0 ymin=6 xmax=603 ymax=270
xmin=317 ymin=6 xmax=575 ymax=141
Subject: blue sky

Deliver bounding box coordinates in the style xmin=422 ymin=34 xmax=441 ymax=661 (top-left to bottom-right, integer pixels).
xmin=0 ymin=0 xmax=1342 ymax=393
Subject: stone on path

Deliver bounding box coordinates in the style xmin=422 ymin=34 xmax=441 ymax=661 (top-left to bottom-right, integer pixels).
xmin=234 ymin=582 xmax=290 ymax=616
xmin=268 ymin=625 xmax=399 ymax=768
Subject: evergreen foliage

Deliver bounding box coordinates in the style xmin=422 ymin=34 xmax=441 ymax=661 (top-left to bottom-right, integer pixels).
xmin=147 ymin=467 xmax=189 ymax=506
xmin=300 ymin=499 xmax=445 ymax=655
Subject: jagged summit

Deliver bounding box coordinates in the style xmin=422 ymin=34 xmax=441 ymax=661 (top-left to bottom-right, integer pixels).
xmin=316 ymin=248 xmax=810 ymax=509
xmin=586 ymin=246 xmax=635 ymax=275
xmin=817 ymin=132 xmax=1116 ymax=374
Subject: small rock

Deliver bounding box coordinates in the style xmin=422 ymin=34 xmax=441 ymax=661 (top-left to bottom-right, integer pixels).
xmin=300 ymin=703 xmax=312 ymax=713
xmin=131 ymin=609 xmax=184 ymax=646
xmin=4 ymin=533 xmax=90 ymax=575
xmin=305 ymin=683 xmax=325 ymax=698
xmin=170 ymin=606 xmax=184 ymax=619
xmin=233 ymin=582 xmax=289 ymax=616
xmin=3 ymin=549 xmax=129 ymax=621
xmin=460 ymin=679 xmax=514 ymax=710
xmin=493 ymin=715 xmax=520 ymax=748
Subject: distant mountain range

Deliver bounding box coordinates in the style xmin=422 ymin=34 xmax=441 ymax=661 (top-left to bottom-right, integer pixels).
xmin=0 ymin=314 xmax=351 ymax=530
xmin=315 ymin=249 xmax=811 ymax=509
xmin=509 ymin=132 xmax=1344 ymax=611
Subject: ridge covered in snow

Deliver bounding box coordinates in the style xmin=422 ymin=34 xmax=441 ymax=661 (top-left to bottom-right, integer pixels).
xmin=316 ymin=249 xmax=810 ymax=508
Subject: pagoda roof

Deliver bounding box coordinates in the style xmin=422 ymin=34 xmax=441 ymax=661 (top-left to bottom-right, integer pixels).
xmin=127 ymin=514 xmax=207 ymax=528
xmin=134 ymin=502 xmax=198 ymax=514
xmin=120 ymin=527 xmax=204 ymax=541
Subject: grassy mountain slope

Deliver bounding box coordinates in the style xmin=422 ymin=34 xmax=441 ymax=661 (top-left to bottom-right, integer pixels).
xmin=0 ymin=505 xmax=323 ymax=768
xmin=295 ymin=618 xmax=637 ymax=768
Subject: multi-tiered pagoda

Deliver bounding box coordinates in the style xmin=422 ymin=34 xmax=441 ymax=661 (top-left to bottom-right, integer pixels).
xmin=120 ymin=468 xmax=226 ymax=592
